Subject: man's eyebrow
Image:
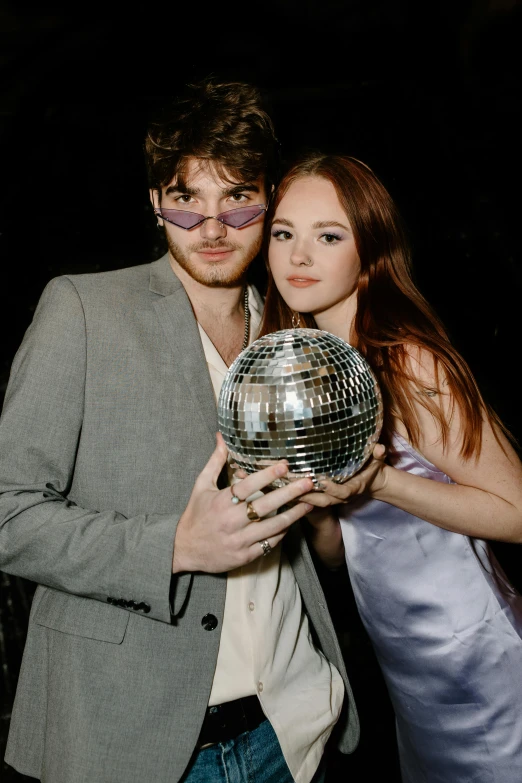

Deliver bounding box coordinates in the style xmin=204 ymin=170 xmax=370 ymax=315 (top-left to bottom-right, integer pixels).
xmin=164 ymin=184 xmax=199 ymax=196
xmin=221 ymin=183 xmax=260 ymax=196
xmin=163 ymin=183 xmax=260 ymax=197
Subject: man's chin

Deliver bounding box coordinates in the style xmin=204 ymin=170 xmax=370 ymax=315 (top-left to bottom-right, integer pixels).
xmin=170 ymin=253 xmax=252 ymax=288
xmin=193 ymin=268 xmax=248 ymax=288
xmin=167 ymin=234 xmax=262 ymax=288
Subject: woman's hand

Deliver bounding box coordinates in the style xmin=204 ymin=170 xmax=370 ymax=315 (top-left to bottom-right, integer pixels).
xmin=299 ymin=444 xmax=388 ymax=509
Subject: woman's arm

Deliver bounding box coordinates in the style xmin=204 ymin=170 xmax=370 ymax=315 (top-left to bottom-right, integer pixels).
xmin=302 ymin=349 xmax=522 ymax=543
xmin=304 ymin=508 xmax=345 ymax=570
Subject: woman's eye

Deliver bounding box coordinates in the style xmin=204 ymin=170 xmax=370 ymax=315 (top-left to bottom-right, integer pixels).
xmin=271 ymin=229 xmax=293 ymax=241
xmin=320 ymin=233 xmax=341 ymax=244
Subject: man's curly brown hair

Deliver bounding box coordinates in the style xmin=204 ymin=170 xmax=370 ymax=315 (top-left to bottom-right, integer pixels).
xmin=145 ymin=79 xmax=279 ymax=194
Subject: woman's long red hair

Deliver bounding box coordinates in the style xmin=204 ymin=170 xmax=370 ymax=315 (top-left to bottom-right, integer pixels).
xmin=259 ymin=153 xmax=504 ymax=459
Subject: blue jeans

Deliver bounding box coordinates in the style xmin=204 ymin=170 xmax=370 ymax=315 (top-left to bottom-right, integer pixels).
xmin=180 ymin=718 xmax=326 ymax=783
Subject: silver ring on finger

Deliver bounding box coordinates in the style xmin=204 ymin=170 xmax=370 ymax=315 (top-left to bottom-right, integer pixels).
xmin=259 ymin=539 xmax=272 ymax=557
xmin=230 ymin=485 xmax=242 ymax=504
xmin=246 ymin=501 xmax=262 ymax=523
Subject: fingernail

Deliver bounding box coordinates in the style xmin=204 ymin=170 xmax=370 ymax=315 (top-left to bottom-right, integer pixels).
xmin=304 ymin=503 xmax=314 ymax=512
xmin=275 ymin=464 xmax=288 ymax=477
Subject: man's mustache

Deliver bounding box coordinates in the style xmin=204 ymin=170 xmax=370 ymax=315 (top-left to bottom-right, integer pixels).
xmin=189 ymin=241 xmax=242 ymax=252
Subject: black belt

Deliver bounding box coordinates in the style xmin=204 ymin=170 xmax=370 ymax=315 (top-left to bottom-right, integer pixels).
xmin=198 ymin=695 xmax=266 ymax=747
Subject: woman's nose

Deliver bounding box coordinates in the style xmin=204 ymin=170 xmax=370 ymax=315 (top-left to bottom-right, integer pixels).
xmin=290 ymin=246 xmax=311 ymax=266
xmin=200 ymin=216 xmax=227 ymax=240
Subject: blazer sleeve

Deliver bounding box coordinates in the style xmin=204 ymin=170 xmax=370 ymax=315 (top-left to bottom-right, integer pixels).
xmin=0 ymin=276 xmax=185 ymax=624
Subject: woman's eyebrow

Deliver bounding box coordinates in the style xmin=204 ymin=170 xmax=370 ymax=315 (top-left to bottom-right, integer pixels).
xmin=312 ymin=220 xmax=350 ymax=231
xmin=272 ymin=217 xmax=350 ymax=231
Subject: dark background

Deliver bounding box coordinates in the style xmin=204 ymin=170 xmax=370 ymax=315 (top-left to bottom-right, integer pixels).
xmin=1 ymin=1 xmax=521 ymax=780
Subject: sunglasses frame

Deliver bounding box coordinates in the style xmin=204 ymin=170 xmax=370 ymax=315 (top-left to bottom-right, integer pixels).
xmin=154 ymin=203 xmax=266 ymax=230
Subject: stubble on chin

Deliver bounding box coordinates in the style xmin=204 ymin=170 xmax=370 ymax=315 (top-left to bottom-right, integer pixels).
xmin=166 ymin=233 xmax=262 ymax=288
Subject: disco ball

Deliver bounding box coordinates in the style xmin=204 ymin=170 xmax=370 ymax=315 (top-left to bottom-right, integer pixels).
xmin=218 ymin=329 xmax=383 ymax=484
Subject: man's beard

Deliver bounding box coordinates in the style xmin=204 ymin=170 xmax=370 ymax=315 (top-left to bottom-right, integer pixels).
xmin=166 ymin=234 xmax=262 ymax=288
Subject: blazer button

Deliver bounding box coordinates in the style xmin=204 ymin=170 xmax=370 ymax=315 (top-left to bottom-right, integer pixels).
xmin=201 ymin=613 xmax=218 ymax=631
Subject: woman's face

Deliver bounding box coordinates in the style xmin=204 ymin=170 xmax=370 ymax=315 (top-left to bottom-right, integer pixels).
xmin=269 ymin=176 xmax=361 ymax=319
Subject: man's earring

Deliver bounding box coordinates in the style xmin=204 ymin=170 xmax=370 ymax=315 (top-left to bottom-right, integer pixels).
xmin=291 ymin=312 xmax=301 ymax=328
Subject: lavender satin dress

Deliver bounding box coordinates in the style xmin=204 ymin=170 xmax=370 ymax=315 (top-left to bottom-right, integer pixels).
xmin=339 ymin=434 xmax=522 ymax=782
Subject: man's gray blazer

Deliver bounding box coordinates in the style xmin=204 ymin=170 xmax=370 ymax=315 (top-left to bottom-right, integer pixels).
xmin=0 ymin=256 xmax=359 ymax=783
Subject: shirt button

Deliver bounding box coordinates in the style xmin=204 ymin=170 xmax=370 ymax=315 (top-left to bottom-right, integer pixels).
xmin=201 ymin=613 xmax=218 ymax=631
xmin=258 ymin=682 xmax=264 ymax=693
xmin=248 ymin=602 xmax=255 ymax=612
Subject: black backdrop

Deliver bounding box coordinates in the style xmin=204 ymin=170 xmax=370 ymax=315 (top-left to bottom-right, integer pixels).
xmin=2 ymin=1 xmax=521 ymax=437
xmin=1 ymin=1 xmax=521 ymax=780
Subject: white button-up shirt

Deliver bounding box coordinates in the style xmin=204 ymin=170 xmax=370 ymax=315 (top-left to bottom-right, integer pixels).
xmin=198 ymin=287 xmax=344 ymax=783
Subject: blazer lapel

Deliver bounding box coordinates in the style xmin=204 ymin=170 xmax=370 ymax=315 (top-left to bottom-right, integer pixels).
xmin=150 ymin=256 xmax=218 ymax=441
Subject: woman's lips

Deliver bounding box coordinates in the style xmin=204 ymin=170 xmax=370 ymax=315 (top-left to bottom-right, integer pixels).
xmin=286 ymin=277 xmax=320 ymax=288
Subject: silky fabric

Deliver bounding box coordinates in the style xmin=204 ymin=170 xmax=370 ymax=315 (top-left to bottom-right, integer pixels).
xmin=339 ymin=434 xmax=522 ymax=783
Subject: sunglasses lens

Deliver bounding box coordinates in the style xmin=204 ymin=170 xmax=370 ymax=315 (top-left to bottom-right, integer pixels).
xmin=156 ymin=205 xmax=265 ymax=229
xmin=157 ymin=209 xmax=204 ymax=229
xmin=218 ymin=205 xmax=265 ymax=228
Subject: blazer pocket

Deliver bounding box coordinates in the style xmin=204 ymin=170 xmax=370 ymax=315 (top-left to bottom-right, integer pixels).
xmin=34 ymin=587 xmax=130 ymax=643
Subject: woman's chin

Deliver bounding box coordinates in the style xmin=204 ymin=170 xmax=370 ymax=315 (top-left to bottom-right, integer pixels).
xmin=280 ymin=289 xmax=321 ymax=314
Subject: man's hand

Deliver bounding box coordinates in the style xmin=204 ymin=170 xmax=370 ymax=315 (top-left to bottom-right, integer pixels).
xmin=172 ymin=433 xmax=314 ymax=574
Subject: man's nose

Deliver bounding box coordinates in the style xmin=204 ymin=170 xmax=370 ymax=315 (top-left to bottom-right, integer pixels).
xmin=200 ymin=216 xmax=227 ymax=240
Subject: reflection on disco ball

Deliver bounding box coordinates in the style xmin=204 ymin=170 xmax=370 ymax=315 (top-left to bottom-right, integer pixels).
xmin=218 ymin=329 xmax=383 ymax=485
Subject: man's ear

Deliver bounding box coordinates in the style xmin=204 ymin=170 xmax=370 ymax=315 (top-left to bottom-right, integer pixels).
xmin=150 ymin=188 xmax=163 ymax=226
